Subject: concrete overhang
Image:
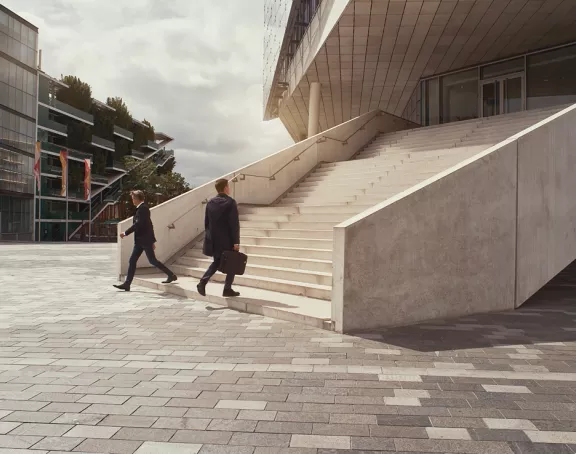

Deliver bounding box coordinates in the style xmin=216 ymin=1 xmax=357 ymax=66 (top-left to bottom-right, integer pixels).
xmin=273 ymin=0 xmax=576 ymax=140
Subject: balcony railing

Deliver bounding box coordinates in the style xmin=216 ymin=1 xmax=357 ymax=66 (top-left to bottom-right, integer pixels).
xmin=41 ymin=142 xmax=92 ymax=161
xmin=92 ymin=174 xmax=109 ymax=184
xmin=92 ymin=135 xmax=115 ymax=151
xmin=114 ymin=125 xmax=134 ymax=141
xmin=106 ymin=161 xmax=127 ymax=172
xmin=46 ymin=98 xmax=94 ymax=125
xmin=143 ymin=140 xmax=159 ymax=150
xmin=40 ymin=159 xmax=62 ymax=175
xmin=38 ymin=117 xmax=68 ymax=135
xmin=69 ymin=188 xmax=86 ymax=200
xmin=40 ymin=186 xmax=64 ymax=198
xmin=68 ymin=211 xmax=90 ymax=220
xmin=131 ymin=149 xmax=146 ymax=159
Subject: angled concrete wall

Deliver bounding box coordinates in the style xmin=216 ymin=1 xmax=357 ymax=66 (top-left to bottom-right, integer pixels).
xmin=332 ymin=143 xmax=519 ymax=332
xmin=516 ymin=106 xmax=576 ymax=305
xmin=117 ymin=110 xmax=414 ymax=277
xmin=333 ymin=104 xmax=576 ymax=333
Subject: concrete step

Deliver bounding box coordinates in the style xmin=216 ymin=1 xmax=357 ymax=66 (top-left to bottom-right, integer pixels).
xmin=185 ymin=249 xmax=332 ymax=273
xmin=171 ymin=264 xmax=332 ymax=300
xmin=175 ymin=256 xmax=332 ymax=286
xmin=240 ymin=221 xmax=338 ymax=230
xmin=241 ymin=228 xmax=333 ymax=239
xmin=240 ymin=213 xmax=350 ymax=223
xmin=242 ymin=236 xmax=333 ymax=250
xmin=132 ymin=275 xmax=332 ymax=330
xmin=240 ymin=204 xmax=369 ymax=215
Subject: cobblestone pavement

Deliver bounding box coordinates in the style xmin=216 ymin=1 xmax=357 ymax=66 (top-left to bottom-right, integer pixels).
xmin=2 ymin=243 xmax=576 ymax=454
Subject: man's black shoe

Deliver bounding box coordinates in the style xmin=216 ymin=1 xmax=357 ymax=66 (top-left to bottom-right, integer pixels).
xmin=163 ymin=274 xmax=178 ymax=284
xmin=113 ymin=283 xmax=130 ymax=292
xmin=223 ymin=288 xmax=240 ymax=297
xmin=197 ymin=282 xmax=206 ymax=296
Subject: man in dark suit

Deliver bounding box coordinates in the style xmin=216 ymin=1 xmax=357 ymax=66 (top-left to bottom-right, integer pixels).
xmin=114 ymin=190 xmax=177 ymax=291
xmin=197 ymin=178 xmax=240 ymax=297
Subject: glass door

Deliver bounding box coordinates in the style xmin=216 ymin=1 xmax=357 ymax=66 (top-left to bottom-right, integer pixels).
xmin=481 ymin=74 xmax=524 ymax=117
xmin=482 ymin=80 xmax=500 ymax=117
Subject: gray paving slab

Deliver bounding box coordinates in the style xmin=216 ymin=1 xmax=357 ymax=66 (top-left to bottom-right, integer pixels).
xmin=2 ymin=243 xmax=576 ymax=453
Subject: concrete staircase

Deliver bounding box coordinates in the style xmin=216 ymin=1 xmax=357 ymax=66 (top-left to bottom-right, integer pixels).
xmin=167 ymin=107 xmax=562 ymax=311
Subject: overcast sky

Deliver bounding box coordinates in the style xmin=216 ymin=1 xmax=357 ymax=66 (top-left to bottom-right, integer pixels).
xmin=9 ymin=0 xmax=294 ymax=187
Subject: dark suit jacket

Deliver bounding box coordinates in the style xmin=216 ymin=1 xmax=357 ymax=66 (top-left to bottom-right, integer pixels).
xmin=202 ymin=193 xmax=240 ymax=258
xmin=125 ymin=203 xmax=157 ymax=247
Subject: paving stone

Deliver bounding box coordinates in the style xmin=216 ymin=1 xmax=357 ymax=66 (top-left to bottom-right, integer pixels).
xmin=64 ymin=424 xmax=120 ymax=439
xmin=312 ymin=423 xmax=369 ymax=436
xmin=10 ymin=423 xmax=73 ymax=436
xmin=470 ymin=428 xmax=531 ymax=442
xmin=100 ymin=416 xmax=158 ymax=428
xmin=370 ymin=425 xmax=428 ymax=438
xmin=171 ymin=430 xmax=233 ymax=445
xmin=216 ymin=400 xmax=267 ymax=410
xmin=52 ymin=413 xmax=105 ymax=425
xmin=376 ymin=415 xmax=431 ymax=427
xmin=134 ymin=441 xmax=202 ymax=453
xmin=208 ymin=419 xmax=257 ymax=432
xmin=350 ymin=435 xmax=396 ymax=451
xmin=290 ymin=434 xmax=350 ymax=449
xmin=230 ymin=433 xmax=291 ymax=447
xmin=0 ymin=422 xmax=20 ymax=435
xmin=74 ymin=438 xmax=143 ymax=453
xmin=151 ymin=417 xmax=210 ymax=430
xmin=426 ymin=427 xmax=471 ymax=440
xmin=394 ymin=438 xmax=515 ymax=453
xmin=31 ymin=436 xmax=85 ymax=451
xmin=199 ymin=445 xmax=254 ymax=454
xmin=510 ymin=442 xmax=574 ymax=453
xmin=1 ymin=411 xmax=61 ymax=423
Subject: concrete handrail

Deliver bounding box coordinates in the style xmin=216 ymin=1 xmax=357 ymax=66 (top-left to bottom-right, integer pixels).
xmin=117 ymin=109 xmax=415 ymax=277
xmin=332 ymin=103 xmax=576 ymax=333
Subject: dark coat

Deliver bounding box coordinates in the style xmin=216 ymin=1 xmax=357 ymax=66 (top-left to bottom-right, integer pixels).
xmin=202 ymin=193 xmax=240 ymax=258
xmin=125 ymin=203 xmax=156 ymax=247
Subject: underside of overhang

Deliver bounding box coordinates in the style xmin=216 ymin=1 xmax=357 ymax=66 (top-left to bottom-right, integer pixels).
xmin=277 ymin=0 xmax=576 ymax=141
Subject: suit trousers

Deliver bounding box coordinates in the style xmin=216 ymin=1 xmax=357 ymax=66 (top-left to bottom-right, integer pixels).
xmin=201 ymin=253 xmax=235 ymax=290
xmin=125 ymin=243 xmax=174 ymax=285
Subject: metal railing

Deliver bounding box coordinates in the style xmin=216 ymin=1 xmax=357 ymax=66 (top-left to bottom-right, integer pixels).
xmin=38 ymin=117 xmax=68 ymax=135
xmin=49 ymin=98 xmax=94 ymax=124
xmin=41 ymin=142 xmax=92 ymax=161
xmin=92 ymin=135 xmax=115 ymax=150
xmin=239 ymin=113 xmax=382 ymax=180
xmin=166 ymin=198 xmax=208 ymax=230
xmin=114 ymin=125 xmax=134 ymax=141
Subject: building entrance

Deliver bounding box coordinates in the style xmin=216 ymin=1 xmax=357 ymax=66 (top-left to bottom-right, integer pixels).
xmin=481 ymin=74 xmax=524 ymax=118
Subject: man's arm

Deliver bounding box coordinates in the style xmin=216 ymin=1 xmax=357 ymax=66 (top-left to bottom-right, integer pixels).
xmin=229 ymin=200 xmax=240 ymax=250
xmin=124 ymin=206 xmax=150 ymax=236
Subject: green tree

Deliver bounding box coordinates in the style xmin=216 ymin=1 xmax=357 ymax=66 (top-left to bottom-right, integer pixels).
xmin=120 ymin=156 xmax=190 ymax=216
xmin=107 ymin=97 xmax=133 ymax=129
xmin=57 ymin=76 xmax=92 ymax=112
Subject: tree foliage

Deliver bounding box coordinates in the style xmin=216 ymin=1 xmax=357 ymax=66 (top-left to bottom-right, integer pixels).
xmin=57 ymin=76 xmax=92 ymax=112
xmin=107 ymin=97 xmax=133 ymax=129
xmin=120 ymin=157 xmax=191 ymax=216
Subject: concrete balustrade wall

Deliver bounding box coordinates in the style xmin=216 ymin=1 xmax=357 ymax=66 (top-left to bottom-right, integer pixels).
xmin=117 ymin=110 xmax=415 ymax=277
xmin=333 ymin=104 xmax=576 ymax=333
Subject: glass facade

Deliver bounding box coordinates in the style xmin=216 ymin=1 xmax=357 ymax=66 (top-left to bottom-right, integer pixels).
xmin=263 ymin=0 xmax=294 ymax=116
xmin=0 ymin=6 xmax=38 ymax=240
xmin=420 ymin=43 xmax=576 ymax=126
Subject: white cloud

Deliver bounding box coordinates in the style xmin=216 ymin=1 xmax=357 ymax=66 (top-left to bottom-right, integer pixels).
xmin=8 ymin=0 xmax=294 ymax=187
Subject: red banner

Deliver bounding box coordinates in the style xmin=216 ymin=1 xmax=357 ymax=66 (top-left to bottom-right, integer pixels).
xmin=33 ymin=141 xmax=41 ymax=193
xmin=59 ymin=151 xmax=68 ymax=197
xmin=84 ymin=159 xmax=91 ymax=200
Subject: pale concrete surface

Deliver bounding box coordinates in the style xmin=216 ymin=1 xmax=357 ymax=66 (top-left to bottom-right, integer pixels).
xmin=3 ymin=243 xmax=576 ymax=453
xmin=516 ymin=105 xmax=576 ymax=305
xmin=333 ymin=141 xmax=519 ymax=332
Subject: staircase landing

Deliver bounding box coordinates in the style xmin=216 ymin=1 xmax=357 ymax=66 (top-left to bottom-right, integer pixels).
xmin=133 ymin=274 xmax=332 ymax=330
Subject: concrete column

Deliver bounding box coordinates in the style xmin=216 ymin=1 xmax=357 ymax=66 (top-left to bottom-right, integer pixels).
xmin=307 ymin=82 xmax=321 ymax=138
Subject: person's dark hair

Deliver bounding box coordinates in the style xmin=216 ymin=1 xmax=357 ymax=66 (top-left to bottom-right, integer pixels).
xmin=130 ymin=190 xmax=145 ymax=202
xmin=215 ymin=179 xmax=229 ymax=193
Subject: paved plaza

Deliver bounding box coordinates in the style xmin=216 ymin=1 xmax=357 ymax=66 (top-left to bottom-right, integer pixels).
xmin=1 ymin=243 xmax=576 ymax=453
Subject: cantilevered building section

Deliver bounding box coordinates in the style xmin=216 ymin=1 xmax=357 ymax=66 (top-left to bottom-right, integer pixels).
xmin=265 ymin=0 xmax=576 ymax=141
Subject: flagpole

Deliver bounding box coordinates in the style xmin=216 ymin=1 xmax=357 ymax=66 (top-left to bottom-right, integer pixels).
xmin=65 ymin=156 xmax=69 ymax=242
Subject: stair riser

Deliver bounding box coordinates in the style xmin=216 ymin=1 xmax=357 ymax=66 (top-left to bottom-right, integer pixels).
xmin=240 ymin=214 xmax=349 ymax=223
xmin=242 ymin=236 xmax=333 ymax=249
xmin=241 ymin=221 xmax=337 ymax=230
xmin=172 ymin=265 xmax=331 ymax=300
xmin=185 ymin=249 xmax=332 ymax=272
xmin=241 ymin=245 xmax=332 ymax=260
xmin=364 ymin=138 xmax=463 ymax=152
xmin=175 ymin=258 xmax=332 ymax=286
xmin=242 ymin=228 xmax=333 ymax=239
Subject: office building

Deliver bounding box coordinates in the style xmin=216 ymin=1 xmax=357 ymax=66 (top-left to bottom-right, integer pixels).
xmin=0 ymin=5 xmax=37 ymax=241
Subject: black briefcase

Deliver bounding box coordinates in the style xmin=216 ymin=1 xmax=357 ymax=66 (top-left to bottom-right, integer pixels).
xmin=218 ymin=250 xmax=248 ymax=276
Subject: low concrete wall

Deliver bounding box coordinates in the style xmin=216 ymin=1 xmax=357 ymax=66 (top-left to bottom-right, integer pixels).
xmin=333 ymin=103 xmax=576 ymax=333
xmin=117 ymin=110 xmax=414 ymax=277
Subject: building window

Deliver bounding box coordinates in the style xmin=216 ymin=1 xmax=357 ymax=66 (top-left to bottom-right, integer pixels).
xmin=527 ymin=44 xmax=576 ymax=110
xmin=440 ymin=69 xmax=479 ymax=124
xmin=422 ymin=78 xmax=439 ymax=126
xmin=481 ymin=58 xmax=524 ymax=80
